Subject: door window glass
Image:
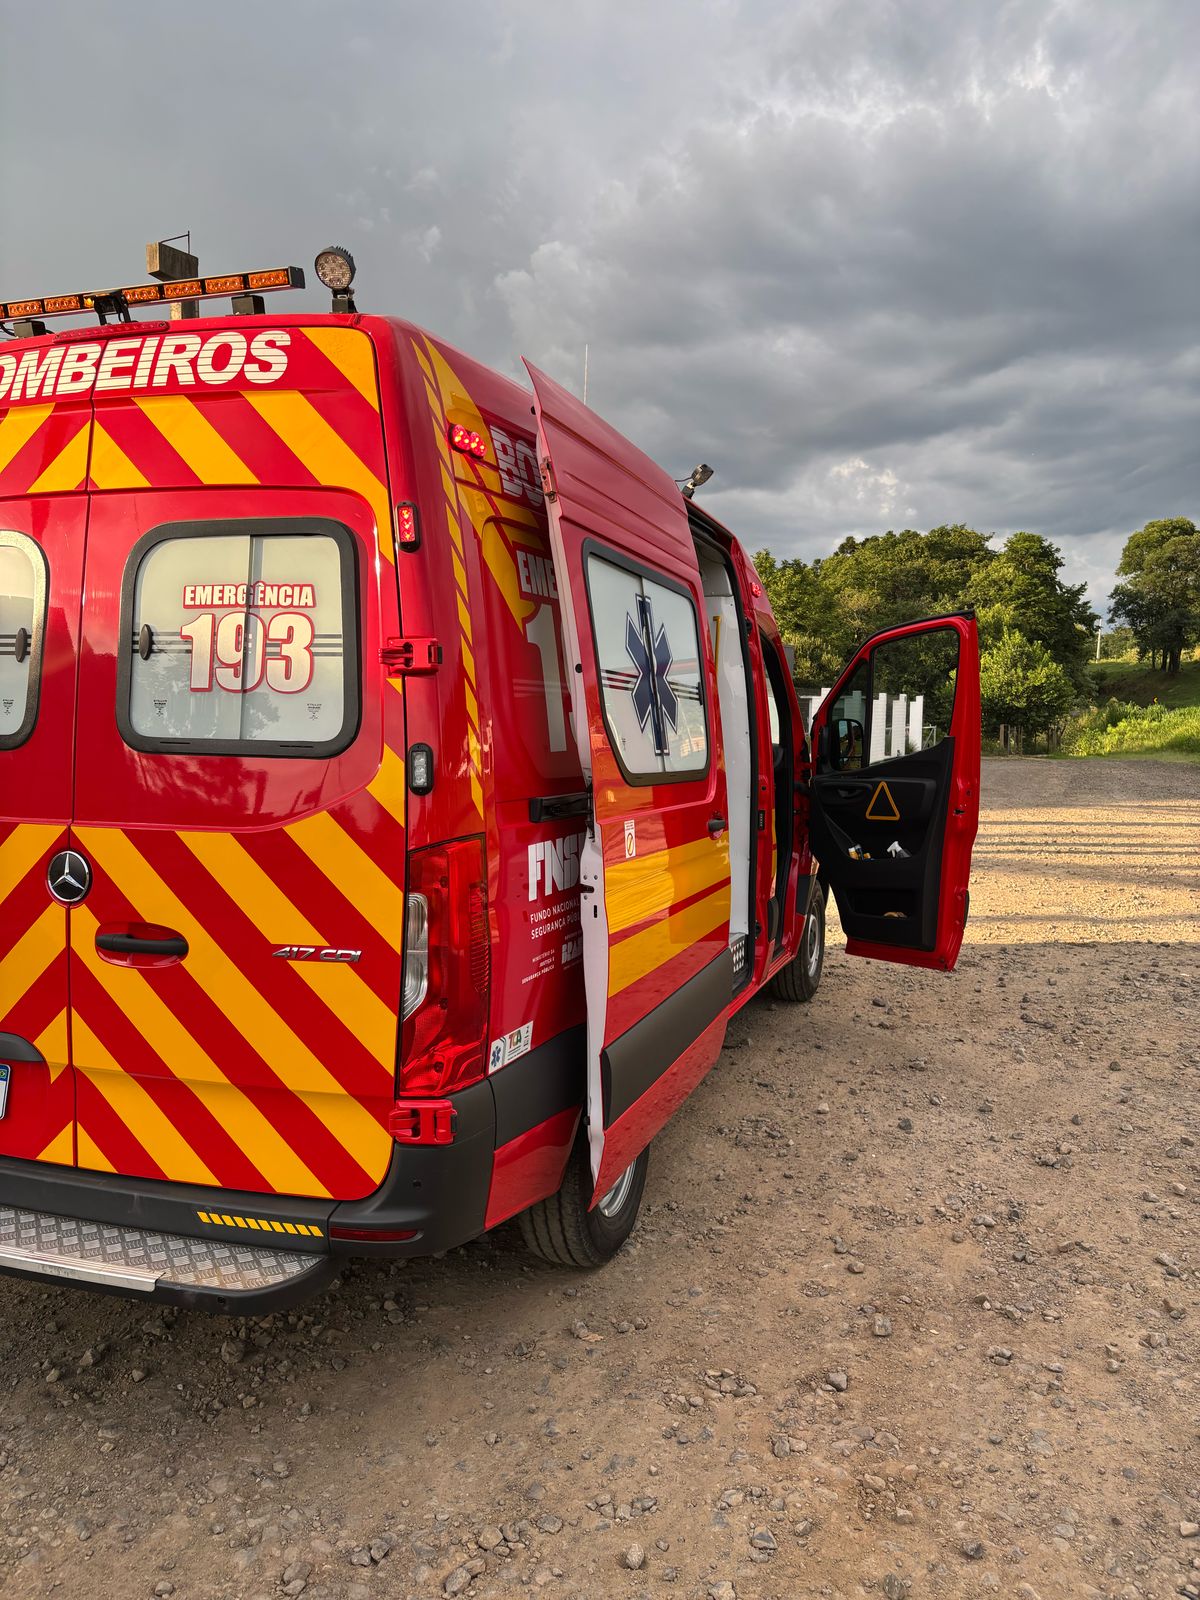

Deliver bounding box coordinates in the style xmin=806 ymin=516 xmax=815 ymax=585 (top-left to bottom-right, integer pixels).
xmin=869 ymin=628 xmax=959 ymax=757
xmin=586 ymin=552 xmax=708 ymax=780
xmin=121 ymin=521 xmax=358 ymax=755
xmin=0 ymin=532 xmax=48 ymax=749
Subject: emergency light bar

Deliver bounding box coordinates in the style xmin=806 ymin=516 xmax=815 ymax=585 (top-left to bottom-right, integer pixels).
xmin=1 ymin=267 xmax=305 ymax=324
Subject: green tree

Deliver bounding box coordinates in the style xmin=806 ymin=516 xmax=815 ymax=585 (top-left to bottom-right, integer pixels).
xmin=1097 ymin=624 xmax=1135 ymax=660
xmin=979 ymin=630 xmax=1075 ymax=748
xmin=1108 ymin=517 xmax=1200 ymax=674
xmin=819 ymin=524 xmax=993 ymax=643
xmin=752 ymin=550 xmax=850 ymax=686
xmin=968 ymin=531 xmax=1097 ymax=690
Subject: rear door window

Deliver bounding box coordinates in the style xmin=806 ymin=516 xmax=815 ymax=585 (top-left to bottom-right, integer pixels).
xmin=0 ymin=531 xmax=49 ymax=748
xmin=118 ymin=518 xmax=359 ymax=755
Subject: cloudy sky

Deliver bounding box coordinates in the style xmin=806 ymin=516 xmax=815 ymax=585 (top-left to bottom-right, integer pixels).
xmin=3 ymin=0 xmax=1197 ymax=610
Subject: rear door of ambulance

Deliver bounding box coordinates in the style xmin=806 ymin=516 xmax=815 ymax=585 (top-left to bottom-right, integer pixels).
xmin=67 ymin=322 xmax=407 ymax=1202
xmin=0 ymin=366 xmax=89 ymax=1168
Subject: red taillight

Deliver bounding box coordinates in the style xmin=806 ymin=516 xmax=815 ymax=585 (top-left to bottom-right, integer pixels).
xmin=448 ymin=422 xmax=487 ymax=459
xmin=395 ymin=501 xmax=420 ymax=548
xmin=400 ymin=837 xmax=490 ymax=1096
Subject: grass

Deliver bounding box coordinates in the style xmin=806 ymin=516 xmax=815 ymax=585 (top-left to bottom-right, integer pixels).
xmin=1061 ymin=699 xmax=1200 ymax=761
xmin=1091 ymin=657 xmax=1200 ymax=709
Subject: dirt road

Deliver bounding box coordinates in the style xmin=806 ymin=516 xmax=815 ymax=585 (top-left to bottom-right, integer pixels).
xmin=2 ymin=758 xmax=1197 ymax=1600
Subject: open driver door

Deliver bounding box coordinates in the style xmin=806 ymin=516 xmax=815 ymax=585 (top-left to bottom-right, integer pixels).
xmin=526 ymin=363 xmax=733 ymax=1203
xmin=809 ymin=613 xmax=980 ymax=971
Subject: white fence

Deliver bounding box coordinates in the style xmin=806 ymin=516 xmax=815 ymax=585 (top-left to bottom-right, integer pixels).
xmin=797 ymin=689 xmax=928 ymax=760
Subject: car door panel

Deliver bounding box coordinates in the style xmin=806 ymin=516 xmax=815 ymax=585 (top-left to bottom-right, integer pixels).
xmin=525 ymin=363 xmax=732 ymax=1199
xmin=0 ymin=495 xmax=87 ymax=1168
xmin=809 ymin=614 xmax=979 ymax=971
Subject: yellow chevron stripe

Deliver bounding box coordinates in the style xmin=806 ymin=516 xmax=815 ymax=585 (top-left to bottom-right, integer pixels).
xmin=72 ymin=903 xmax=329 ymax=1198
xmin=413 ymin=345 xmax=435 ymax=384
xmin=135 ymin=395 xmax=258 ymax=485
xmin=0 ymin=823 xmax=60 ymax=905
xmin=416 ymin=340 xmax=485 ymax=821
xmin=284 ymin=810 xmax=405 ymax=953
xmin=366 ymin=744 xmax=406 ymax=830
xmin=302 ymin=327 xmax=380 ymax=410
xmin=35 ymin=1008 xmax=69 ymax=1083
xmin=29 ymin=425 xmax=89 ymax=494
xmin=177 ymin=830 xmax=399 ymax=1070
xmin=88 ymin=422 xmax=148 ymax=489
xmin=480 ymin=507 xmax=535 ymax=627
xmin=35 ymin=1124 xmax=73 ymax=1165
xmin=451 ymin=548 xmax=469 ymax=600
xmin=0 ymin=404 xmax=54 ymax=474
xmin=76 ymin=1124 xmax=115 ymax=1173
xmin=0 ymin=904 xmax=64 ymax=1017
xmin=74 ymin=1015 xmax=220 ymax=1186
xmin=608 ymin=884 xmax=730 ymax=997
xmin=606 ymin=836 xmax=732 ymax=936
xmin=245 ymin=389 xmax=394 ymax=563
xmin=76 ymin=826 xmax=393 ymax=1184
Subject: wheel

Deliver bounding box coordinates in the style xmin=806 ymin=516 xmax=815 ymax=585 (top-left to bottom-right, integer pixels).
xmin=518 ymin=1136 xmax=649 ymax=1267
xmin=769 ymin=877 xmax=826 ymax=1002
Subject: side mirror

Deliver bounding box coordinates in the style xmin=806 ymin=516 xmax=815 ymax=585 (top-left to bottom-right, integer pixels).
xmin=831 ymin=717 xmax=864 ymax=770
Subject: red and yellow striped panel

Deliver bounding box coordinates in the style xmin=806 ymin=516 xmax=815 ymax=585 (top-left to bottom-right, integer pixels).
xmin=0 ymin=403 xmax=91 ymax=497
xmin=0 ymin=823 xmax=74 ymax=1166
xmin=0 ymin=329 xmax=394 ymax=562
xmin=601 ymin=830 xmax=732 ymax=1048
xmin=412 ymin=339 xmax=486 ymax=822
xmin=70 ymin=788 xmax=407 ymax=1199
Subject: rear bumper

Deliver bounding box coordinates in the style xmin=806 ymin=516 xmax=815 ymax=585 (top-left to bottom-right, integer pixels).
xmin=0 ymin=1028 xmax=585 ymax=1311
xmin=0 ymin=1078 xmax=496 ymax=1311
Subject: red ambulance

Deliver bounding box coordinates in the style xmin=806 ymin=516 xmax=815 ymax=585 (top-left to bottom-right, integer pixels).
xmin=0 ymin=256 xmax=980 ymax=1310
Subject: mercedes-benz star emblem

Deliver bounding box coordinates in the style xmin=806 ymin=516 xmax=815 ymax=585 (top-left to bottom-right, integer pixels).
xmin=47 ymin=849 xmax=92 ymax=907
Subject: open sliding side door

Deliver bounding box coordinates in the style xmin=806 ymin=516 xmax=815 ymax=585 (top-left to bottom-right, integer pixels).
xmin=525 ymin=364 xmax=733 ymax=1201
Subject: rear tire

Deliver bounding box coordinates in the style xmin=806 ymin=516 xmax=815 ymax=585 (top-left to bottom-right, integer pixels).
xmin=518 ymin=1137 xmax=648 ymax=1267
xmin=769 ymin=878 xmax=826 ymax=1002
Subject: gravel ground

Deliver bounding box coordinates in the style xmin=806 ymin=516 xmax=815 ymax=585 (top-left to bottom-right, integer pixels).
xmin=1 ymin=757 xmax=1198 ymax=1600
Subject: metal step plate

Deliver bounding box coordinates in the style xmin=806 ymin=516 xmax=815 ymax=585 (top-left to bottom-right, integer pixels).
xmin=0 ymin=1204 xmax=323 ymax=1295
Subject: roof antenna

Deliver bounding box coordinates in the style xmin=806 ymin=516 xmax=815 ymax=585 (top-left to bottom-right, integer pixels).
xmin=582 ymin=342 xmax=589 ymax=406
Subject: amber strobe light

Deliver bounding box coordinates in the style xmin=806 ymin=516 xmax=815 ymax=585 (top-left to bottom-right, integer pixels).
xmin=1 ymin=268 xmax=305 ymax=323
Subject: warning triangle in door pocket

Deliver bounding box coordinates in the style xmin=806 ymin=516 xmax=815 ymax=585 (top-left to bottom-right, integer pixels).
xmin=865 ymin=780 xmax=900 ymax=822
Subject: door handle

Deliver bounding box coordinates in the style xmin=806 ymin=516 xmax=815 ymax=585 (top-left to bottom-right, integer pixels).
xmin=95 ymin=924 xmax=188 ymax=967
xmin=707 ymin=815 xmax=727 ymax=835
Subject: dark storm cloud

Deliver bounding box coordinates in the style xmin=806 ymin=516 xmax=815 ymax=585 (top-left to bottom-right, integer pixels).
xmin=2 ymin=0 xmax=1197 ymax=607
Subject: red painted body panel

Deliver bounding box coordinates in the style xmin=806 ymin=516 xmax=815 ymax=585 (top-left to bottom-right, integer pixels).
xmin=598 ymin=1010 xmax=728 ymax=1189
xmin=484 ymin=1106 xmax=580 ymax=1231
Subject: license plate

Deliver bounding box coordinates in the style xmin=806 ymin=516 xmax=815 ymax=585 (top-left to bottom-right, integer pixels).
xmin=0 ymin=1063 xmax=9 ymax=1120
